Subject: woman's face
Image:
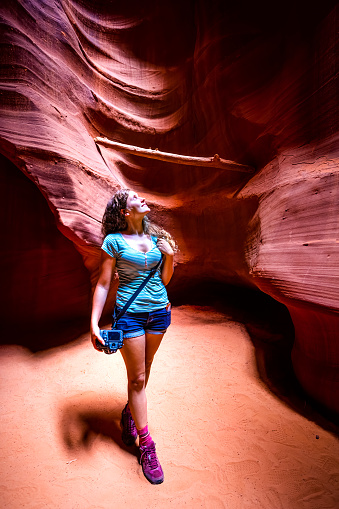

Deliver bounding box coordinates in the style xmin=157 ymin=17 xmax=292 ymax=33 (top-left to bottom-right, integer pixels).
xmin=125 ymin=191 xmax=150 ymax=215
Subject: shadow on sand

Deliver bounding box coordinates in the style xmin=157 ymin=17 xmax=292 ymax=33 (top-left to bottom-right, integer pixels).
xmin=60 ymin=393 xmax=139 ymax=458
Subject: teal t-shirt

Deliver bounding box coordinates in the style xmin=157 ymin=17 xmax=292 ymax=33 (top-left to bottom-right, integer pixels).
xmin=101 ymin=233 xmax=169 ymax=312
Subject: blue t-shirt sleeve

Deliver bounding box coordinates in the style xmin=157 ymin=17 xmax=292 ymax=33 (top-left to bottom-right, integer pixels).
xmin=101 ymin=235 xmax=119 ymax=258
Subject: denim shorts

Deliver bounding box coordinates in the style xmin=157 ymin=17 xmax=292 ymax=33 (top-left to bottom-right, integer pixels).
xmin=112 ymin=303 xmax=171 ymax=339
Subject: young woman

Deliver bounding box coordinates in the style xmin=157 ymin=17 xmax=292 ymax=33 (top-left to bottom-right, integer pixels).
xmin=90 ymin=189 xmax=175 ymax=484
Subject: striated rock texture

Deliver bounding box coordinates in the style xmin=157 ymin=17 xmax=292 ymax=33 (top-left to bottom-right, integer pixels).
xmin=0 ymin=1 xmax=338 ymax=411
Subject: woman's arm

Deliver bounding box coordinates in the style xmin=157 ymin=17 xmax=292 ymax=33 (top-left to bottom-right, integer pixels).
xmin=90 ymin=251 xmax=116 ymax=349
xmin=157 ymin=239 xmax=174 ymax=286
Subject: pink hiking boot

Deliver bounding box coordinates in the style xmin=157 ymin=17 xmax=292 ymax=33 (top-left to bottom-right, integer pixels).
xmin=139 ymin=441 xmax=164 ymax=484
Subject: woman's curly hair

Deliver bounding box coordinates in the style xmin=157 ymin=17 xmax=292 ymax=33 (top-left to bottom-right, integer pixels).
xmin=102 ymin=188 xmax=177 ymax=251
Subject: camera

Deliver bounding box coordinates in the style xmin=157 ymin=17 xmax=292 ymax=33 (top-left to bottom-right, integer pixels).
xmin=95 ymin=329 xmax=124 ymax=354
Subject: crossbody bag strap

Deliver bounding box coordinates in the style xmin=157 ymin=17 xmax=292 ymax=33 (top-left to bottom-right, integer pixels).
xmin=113 ymin=255 xmax=164 ymax=325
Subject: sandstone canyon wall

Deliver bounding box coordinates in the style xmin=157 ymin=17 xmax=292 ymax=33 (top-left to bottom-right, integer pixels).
xmin=0 ymin=1 xmax=338 ymax=413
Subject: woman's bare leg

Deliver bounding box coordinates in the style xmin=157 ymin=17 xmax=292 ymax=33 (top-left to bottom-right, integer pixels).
xmin=121 ymin=331 xmax=165 ymax=484
xmin=120 ymin=335 xmax=147 ymax=430
xmin=120 ymin=332 xmax=165 ymax=428
xmin=144 ymin=332 xmax=165 ymax=388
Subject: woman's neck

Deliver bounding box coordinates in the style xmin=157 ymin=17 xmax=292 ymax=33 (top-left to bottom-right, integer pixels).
xmin=122 ymin=219 xmax=144 ymax=236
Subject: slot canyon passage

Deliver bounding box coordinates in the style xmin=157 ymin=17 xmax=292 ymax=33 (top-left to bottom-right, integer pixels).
xmin=0 ymin=0 xmax=339 ymax=507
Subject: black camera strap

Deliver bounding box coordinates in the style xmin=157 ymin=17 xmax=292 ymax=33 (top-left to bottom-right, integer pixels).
xmin=113 ymin=255 xmax=164 ymax=326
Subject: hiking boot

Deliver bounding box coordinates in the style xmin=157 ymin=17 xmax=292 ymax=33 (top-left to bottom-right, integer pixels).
xmin=120 ymin=403 xmax=137 ymax=446
xmin=139 ymin=441 xmax=164 ymax=484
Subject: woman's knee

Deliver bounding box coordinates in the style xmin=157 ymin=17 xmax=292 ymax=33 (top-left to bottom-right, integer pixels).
xmin=128 ymin=372 xmax=146 ymax=392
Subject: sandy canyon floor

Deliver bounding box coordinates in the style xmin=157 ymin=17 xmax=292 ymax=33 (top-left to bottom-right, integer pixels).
xmin=1 ymin=305 xmax=339 ymax=508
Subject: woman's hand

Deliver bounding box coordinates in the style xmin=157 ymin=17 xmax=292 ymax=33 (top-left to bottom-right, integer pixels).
xmin=157 ymin=239 xmax=174 ymax=285
xmin=91 ymin=324 xmax=105 ymax=351
xmin=157 ymin=238 xmax=174 ymax=257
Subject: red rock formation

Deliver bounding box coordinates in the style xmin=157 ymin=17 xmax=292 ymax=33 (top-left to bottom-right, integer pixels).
xmin=0 ymin=1 xmax=338 ymax=412
xmin=0 ymin=153 xmax=92 ymax=350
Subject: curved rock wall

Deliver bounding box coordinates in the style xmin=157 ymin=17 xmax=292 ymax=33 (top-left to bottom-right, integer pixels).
xmin=0 ymin=153 xmax=91 ymax=350
xmin=0 ymin=1 xmax=338 ymax=412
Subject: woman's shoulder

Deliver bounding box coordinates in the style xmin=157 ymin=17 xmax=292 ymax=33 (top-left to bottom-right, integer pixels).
xmin=104 ymin=232 xmax=121 ymax=240
xmin=101 ymin=233 xmax=122 ymax=257
xmin=102 ymin=232 xmax=122 ymax=244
